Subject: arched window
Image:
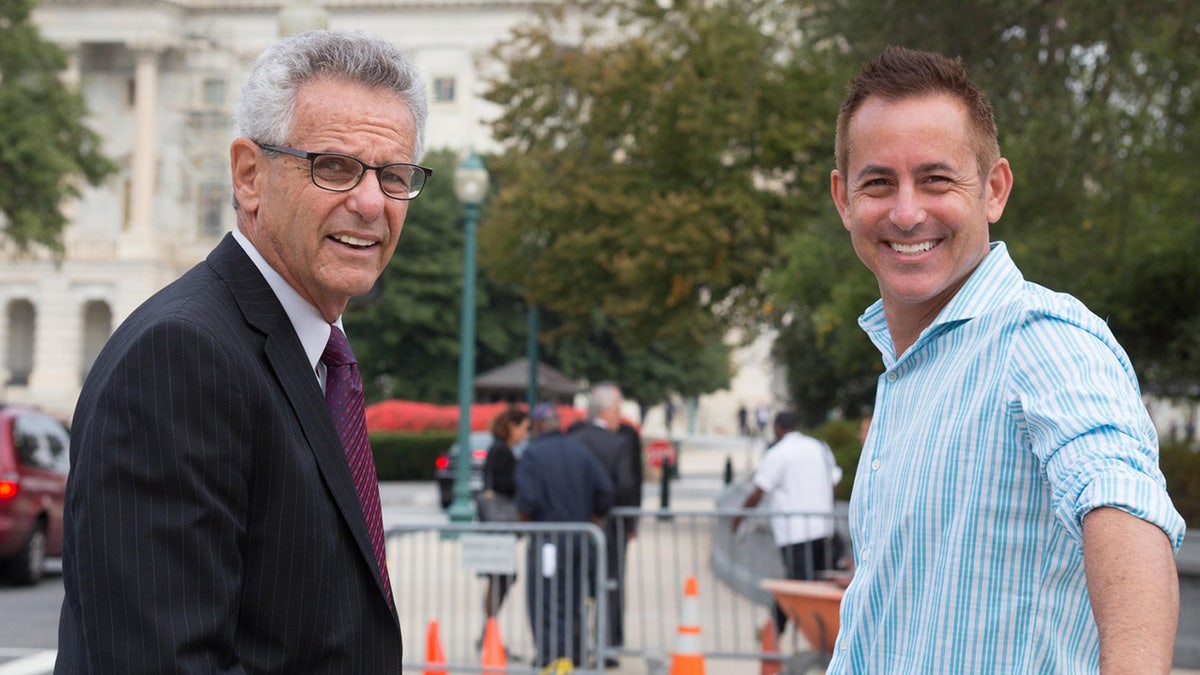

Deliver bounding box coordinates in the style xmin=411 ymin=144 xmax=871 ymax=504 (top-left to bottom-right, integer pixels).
xmin=5 ymin=299 xmax=36 ymax=386
xmin=81 ymin=300 xmax=113 ymax=384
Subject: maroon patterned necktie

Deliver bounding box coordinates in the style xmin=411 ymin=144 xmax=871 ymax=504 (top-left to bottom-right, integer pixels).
xmin=322 ymin=325 xmax=393 ymax=608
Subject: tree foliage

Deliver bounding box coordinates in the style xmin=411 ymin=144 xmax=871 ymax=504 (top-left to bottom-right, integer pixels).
xmin=345 ymin=148 xmax=730 ymax=408
xmin=539 ymin=310 xmax=732 ymax=407
xmin=479 ymin=0 xmax=841 ymax=355
xmin=0 ymin=0 xmax=116 ymax=256
xmin=794 ymin=0 xmax=1200 ymax=403
xmin=466 ymin=0 xmax=1200 ymax=420
xmin=345 ymin=149 xmax=530 ymax=404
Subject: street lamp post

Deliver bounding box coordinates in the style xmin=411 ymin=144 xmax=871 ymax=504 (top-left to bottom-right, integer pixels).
xmin=448 ymin=151 xmax=489 ymax=522
xmin=526 ymin=305 xmax=539 ymax=408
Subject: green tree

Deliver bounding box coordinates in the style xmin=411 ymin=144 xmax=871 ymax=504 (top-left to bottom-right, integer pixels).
xmin=478 ymin=0 xmax=1199 ymax=422
xmin=540 ymin=310 xmax=732 ymax=409
xmin=345 ymin=149 xmax=530 ymax=404
xmin=346 ymin=148 xmax=730 ymax=408
xmin=771 ymin=0 xmax=1200 ymax=416
xmin=479 ymin=0 xmax=841 ymax=357
xmin=0 ymin=0 xmax=116 ymax=256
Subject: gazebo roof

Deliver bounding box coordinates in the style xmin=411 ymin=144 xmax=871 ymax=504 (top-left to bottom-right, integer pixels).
xmin=474 ymin=358 xmax=583 ymax=398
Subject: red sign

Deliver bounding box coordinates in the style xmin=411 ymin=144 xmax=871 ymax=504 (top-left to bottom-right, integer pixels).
xmin=645 ymin=439 xmax=676 ymax=468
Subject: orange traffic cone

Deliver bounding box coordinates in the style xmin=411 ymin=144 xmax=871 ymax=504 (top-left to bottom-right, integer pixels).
xmin=760 ymin=615 xmax=781 ymax=675
xmin=481 ymin=616 xmax=508 ymax=674
xmin=669 ymin=576 xmax=705 ymax=675
xmin=424 ymin=620 xmax=447 ymax=675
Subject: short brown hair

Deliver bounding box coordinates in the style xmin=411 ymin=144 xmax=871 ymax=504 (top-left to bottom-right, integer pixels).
xmin=490 ymin=405 xmax=528 ymax=443
xmin=835 ymin=46 xmax=1001 ymax=179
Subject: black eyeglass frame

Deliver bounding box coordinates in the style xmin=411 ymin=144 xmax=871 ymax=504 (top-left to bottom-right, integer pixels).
xmin=256 ymin=142 xmax=433 ymax=201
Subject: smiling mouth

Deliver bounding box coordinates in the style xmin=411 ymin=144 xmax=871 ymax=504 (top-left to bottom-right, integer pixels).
xmin=890 ymin=240 xmax=937 ymax=254
xmin=331 ymin=233 xmax=375 ymax=249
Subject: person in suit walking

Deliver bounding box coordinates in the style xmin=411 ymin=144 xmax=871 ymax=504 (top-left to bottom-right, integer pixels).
xmin=568 ymin=382 xmax=640 ymax=667
xmin=56 ymin=29 xmax=431 ymax=674
xmin=516 ymin=403 xmax=614 ymax=668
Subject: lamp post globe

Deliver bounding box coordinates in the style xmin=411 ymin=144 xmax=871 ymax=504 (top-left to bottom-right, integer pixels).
xmin=448 ymin=151 xmax=489 ymax=522
xmin=453 ymin=151 xmax=489 ymax=206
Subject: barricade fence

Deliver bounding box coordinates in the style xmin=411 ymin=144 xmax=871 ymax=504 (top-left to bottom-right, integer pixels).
xmin=388 ymin=508 xmax=849 ymax=674
xmin=388 ymin=520 xmax=608 ymax=674
xmin=611 ymin=507 xmax=850 ymax=669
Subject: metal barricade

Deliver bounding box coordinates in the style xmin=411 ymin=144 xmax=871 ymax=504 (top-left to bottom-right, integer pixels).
xmin=387 ymin=506 xmax=850 ymax=673
xmin=609 ymin=505 xmax=851 ymax=671
xmin=388 ymin=520 xmax=608 ymax=674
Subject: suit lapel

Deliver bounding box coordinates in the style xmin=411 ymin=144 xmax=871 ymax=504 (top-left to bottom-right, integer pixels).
xmin=206 ymin=235 xmax=395 ymax=615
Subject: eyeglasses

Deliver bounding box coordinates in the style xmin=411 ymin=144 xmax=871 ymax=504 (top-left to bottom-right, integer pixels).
xmin=257 ymin=143 xmax=433 ymax=200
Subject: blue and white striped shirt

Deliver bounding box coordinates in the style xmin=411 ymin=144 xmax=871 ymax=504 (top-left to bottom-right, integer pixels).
xmin=828 ymin=242 xmax=1185 ymax=674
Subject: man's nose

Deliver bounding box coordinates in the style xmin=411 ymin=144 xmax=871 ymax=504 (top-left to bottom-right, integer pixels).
xmin=890 ymin=184 xmax=926 ymax=230
xmin=346 ymin=169 xmax=389 ymax=219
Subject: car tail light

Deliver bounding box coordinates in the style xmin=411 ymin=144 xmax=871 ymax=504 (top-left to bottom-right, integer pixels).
xmin=435 ymin=456 xmax=450 ymax=471
xmin=471 ymin=449 xmax=487 ymax=462
xmin=0 ymin=477 xmax=17 ymax=499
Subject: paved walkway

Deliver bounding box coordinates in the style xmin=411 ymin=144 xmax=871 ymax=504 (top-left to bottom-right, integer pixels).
xmin=382 ymin=432 xmax=1200 ymax=675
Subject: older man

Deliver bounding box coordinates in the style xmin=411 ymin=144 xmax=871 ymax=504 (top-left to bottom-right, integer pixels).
xmin=569 ymin=382 xmax=640 ymax=665
xmin=58 ymin=30 xmax=430 ymax=673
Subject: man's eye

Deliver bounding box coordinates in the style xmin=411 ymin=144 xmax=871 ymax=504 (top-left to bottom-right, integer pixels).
xmin=860 ymin=178 xmax=892 ymax=193
xmin=380 ymin=168 xmax=412 ymax=189
xmin=313 ymin=156 xmax=358 ymax=180
xmin=923 ymin=175 xmax=955 ymax=190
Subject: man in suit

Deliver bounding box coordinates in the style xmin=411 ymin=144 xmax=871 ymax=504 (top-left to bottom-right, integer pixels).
xmin=516 ymin=403 xmax=614 ymax=668
xmin=568 ymin=382 xmax=640 ymax=667
xmin=56 ymin=30 xmax=431 ymax=674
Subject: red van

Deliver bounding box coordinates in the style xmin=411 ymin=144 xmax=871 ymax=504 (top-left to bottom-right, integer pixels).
xmin=0 ymin=406 xmax=69 ymax=585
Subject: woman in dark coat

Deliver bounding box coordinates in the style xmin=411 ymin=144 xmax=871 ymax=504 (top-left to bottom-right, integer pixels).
xmin=478 ymin=405 xmax=529 ymax=645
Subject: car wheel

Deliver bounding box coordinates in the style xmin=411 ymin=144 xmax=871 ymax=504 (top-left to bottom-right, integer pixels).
xmin=8 ymin=519 xmax=47 ymax=586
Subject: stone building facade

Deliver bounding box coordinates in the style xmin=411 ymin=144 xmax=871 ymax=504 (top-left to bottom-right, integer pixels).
xmin=3 ymin=0 xmax=570 ymax=417
xmin=4 ymin=0 xmax=784 ymax=434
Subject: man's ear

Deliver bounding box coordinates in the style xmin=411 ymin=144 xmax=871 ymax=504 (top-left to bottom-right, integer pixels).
xmin=985 ymin=158 xmax=1014 ymax=224
xmin=831 ymin=169 xmax=851 ymax=230
xmin=230 ymin=138 xmax=265 ymax=214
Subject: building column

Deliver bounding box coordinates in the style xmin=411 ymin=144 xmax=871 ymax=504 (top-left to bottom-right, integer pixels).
xmin=61 ymin=42 xmax=81 ymax=87
xmin=59 ymin=42 xmax=83 ymax=229
xmin=25 ymin=276 xmax=78 ymax=415
xmin=123 ymin=43 xmax=162 ymax=258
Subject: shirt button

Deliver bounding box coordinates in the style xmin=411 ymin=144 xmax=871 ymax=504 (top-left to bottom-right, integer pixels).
xmin=886 ymin=372 xmax=898 ymax=382
xmin=871 ymin=459 xmax=881 ymax=470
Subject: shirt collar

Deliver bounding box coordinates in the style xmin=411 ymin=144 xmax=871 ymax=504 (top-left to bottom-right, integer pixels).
xmin=232 ymin=228 xmax=338 ymax=379
xmin=931 ymin=241 xmax=1024 ymax=326
xmin=859 ymin=241 xmax=1024 ymax=364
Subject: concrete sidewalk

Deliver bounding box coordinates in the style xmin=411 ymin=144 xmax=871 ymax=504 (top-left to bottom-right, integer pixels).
xmin=383 ymin=432 xmax=1200 ymax=674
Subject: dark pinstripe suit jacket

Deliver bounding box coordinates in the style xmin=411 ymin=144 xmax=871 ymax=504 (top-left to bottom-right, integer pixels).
xmin=56 ymin=234 xmax=401 ymax=674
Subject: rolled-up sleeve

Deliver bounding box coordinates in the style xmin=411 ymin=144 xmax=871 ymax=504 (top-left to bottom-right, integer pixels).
xmin=1015 ymin=310 xmax=1186 ymax=551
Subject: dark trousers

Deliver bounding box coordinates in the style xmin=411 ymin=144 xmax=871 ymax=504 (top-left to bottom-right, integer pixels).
xmin=526 ymin=534 xmax=592 ymax=667
xmin=602 ymin=519 xmax=629 ymax=647
xmin=773 ymin=537 xmax=833 ymax=633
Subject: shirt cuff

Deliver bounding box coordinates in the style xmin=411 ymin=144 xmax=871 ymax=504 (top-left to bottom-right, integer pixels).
xmin=1071 ymin=470 xmax=1187 ymax=552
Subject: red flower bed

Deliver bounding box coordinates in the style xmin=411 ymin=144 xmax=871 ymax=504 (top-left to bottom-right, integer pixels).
xmin=365 ymin=399 xmax=588 ymax=433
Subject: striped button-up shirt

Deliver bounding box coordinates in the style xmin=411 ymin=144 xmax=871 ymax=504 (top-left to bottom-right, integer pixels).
xmin=828 ymin=242 xmax=1185 ymax=674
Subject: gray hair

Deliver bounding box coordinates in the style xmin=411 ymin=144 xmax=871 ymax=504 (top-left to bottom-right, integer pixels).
xmin=234 ymin=29 xmax=429 ymax=162
xmin=587 ymin=382 xmax=623 ymax=420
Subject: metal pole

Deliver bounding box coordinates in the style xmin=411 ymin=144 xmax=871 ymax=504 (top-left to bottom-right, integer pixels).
xmin=448 ymin=201 xmax=479 ymax=522
xmin=526 ymin=304 xmax=539 ymax=408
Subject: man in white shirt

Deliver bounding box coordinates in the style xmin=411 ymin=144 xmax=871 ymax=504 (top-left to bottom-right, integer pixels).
xmin=734 ymin=410 xmax=842 ymax=637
